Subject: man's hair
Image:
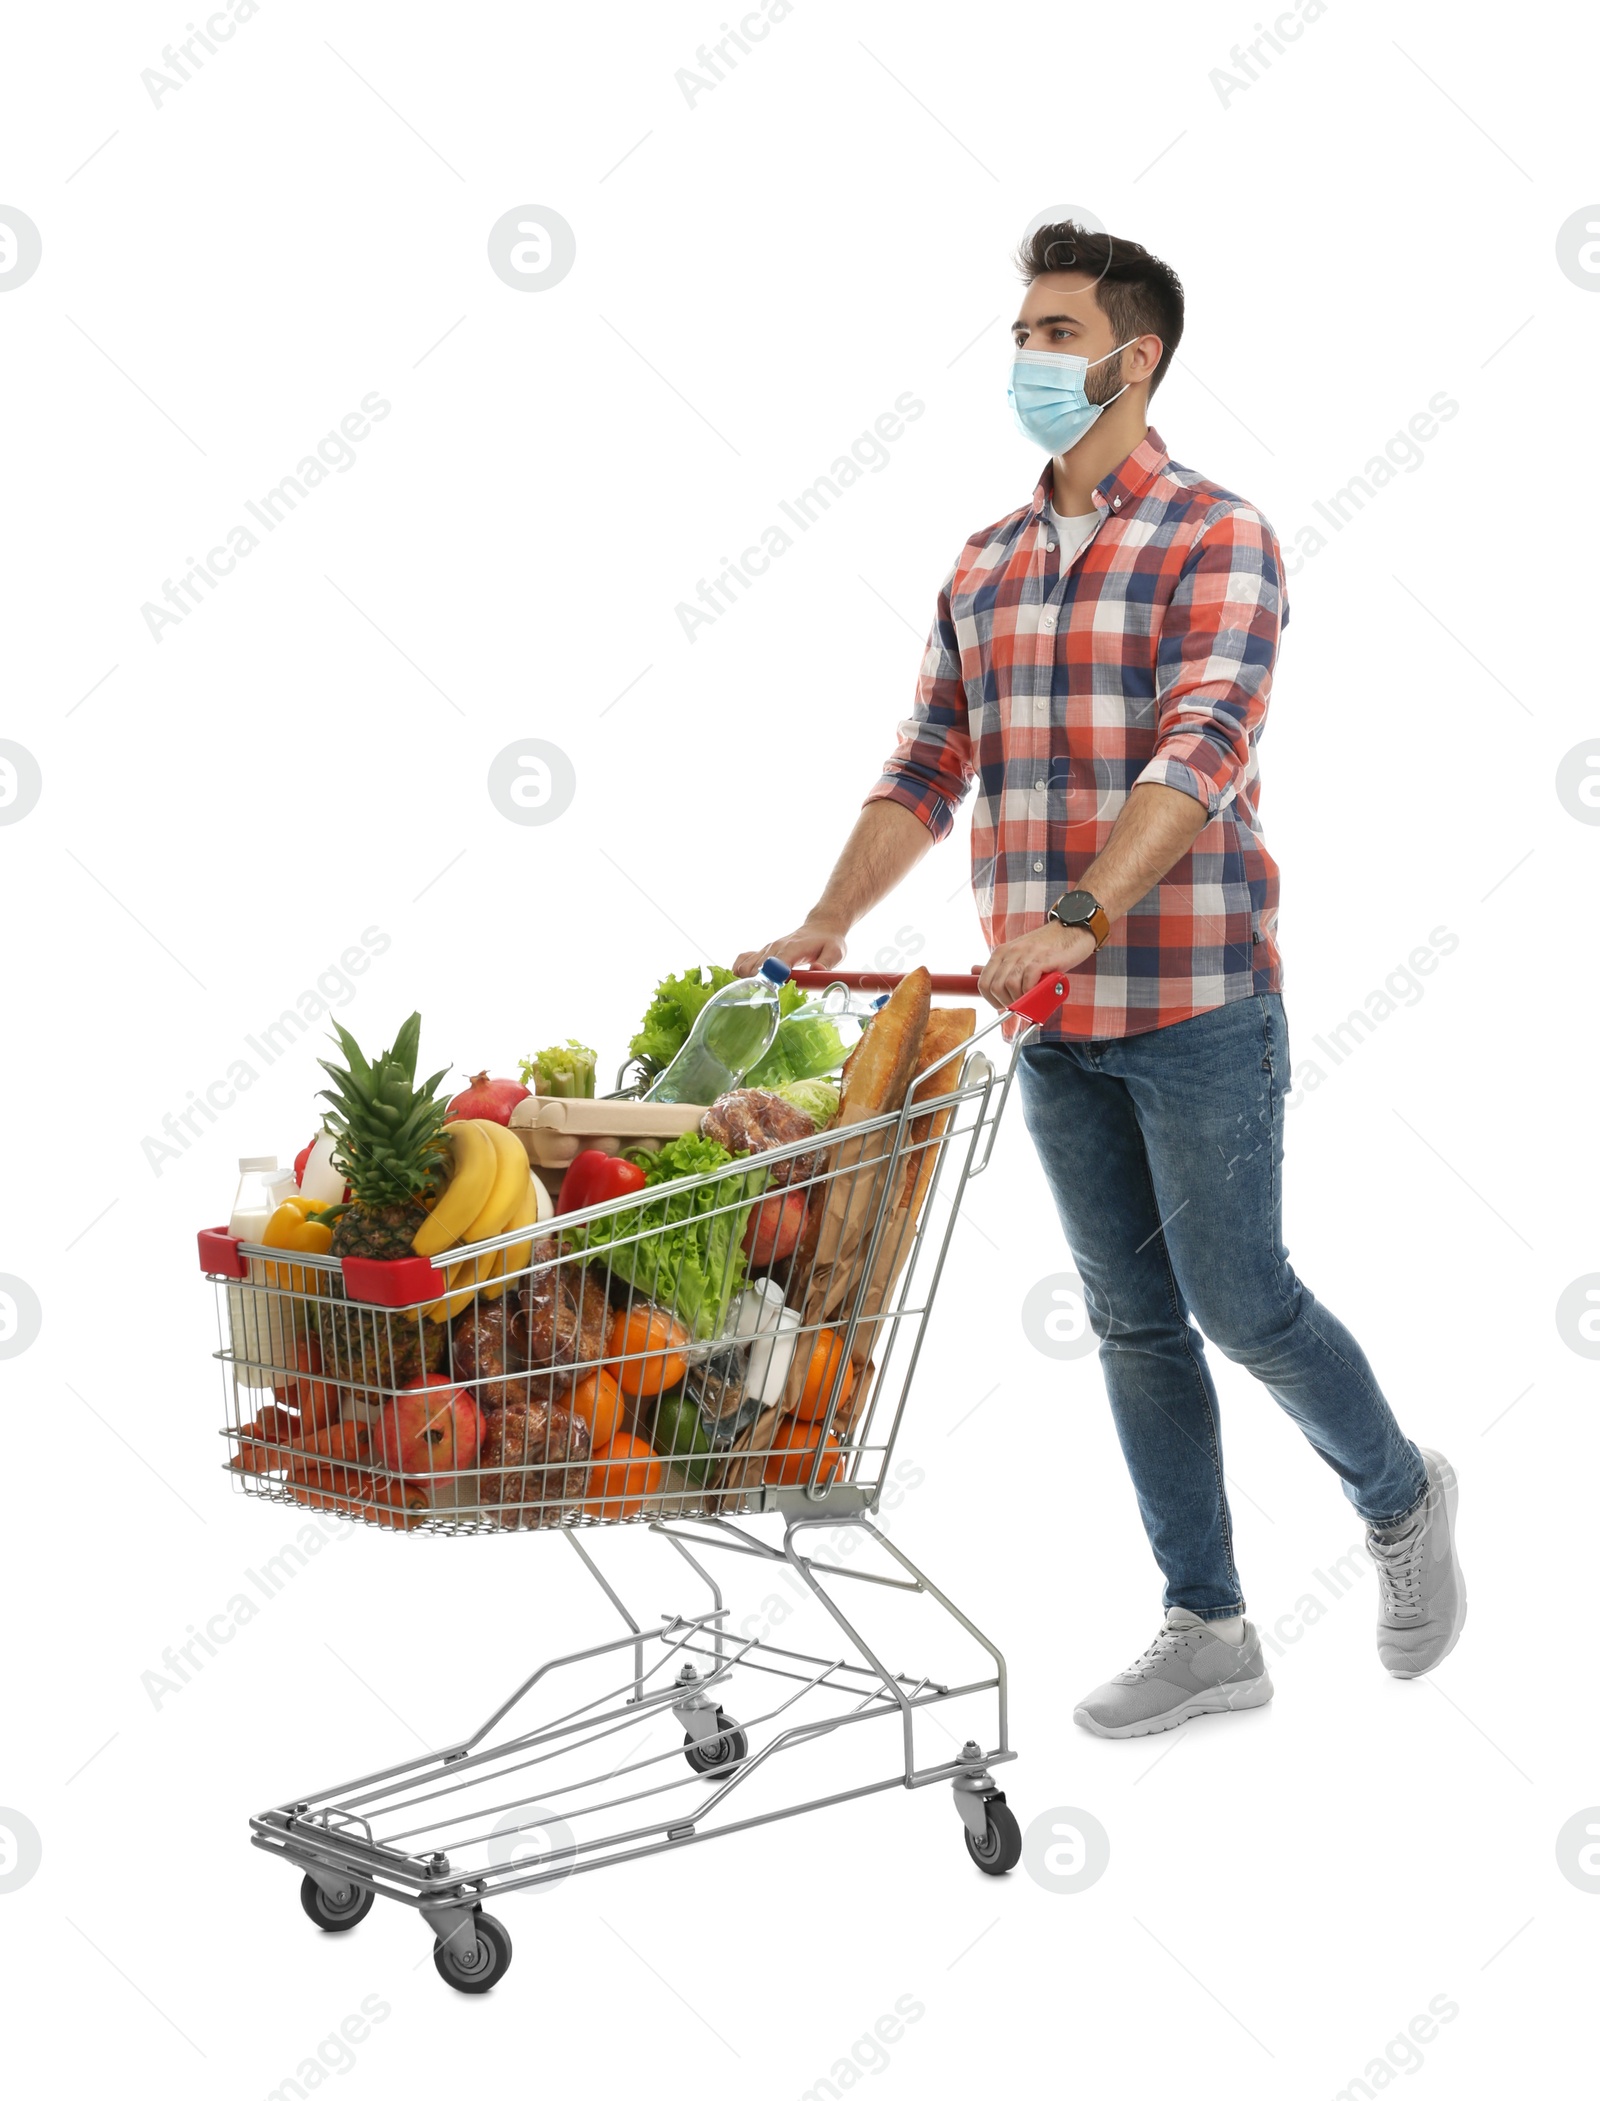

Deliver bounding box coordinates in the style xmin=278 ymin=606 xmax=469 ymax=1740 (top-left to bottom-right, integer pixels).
xmin=1014 ymin=221 xmax=1184 ymax=393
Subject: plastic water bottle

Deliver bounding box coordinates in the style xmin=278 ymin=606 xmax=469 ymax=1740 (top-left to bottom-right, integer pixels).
xmin=778 ymin=979 xmax=887 ymax=1069
xmin=646 ymin=959 xmax=791 ymax=1105
xmin=790 ymin=980 xmax=890 ymax=1022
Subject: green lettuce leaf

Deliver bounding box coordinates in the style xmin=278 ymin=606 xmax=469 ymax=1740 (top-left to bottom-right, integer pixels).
xmin=629 ymin=967 xmax=735 ymax=1071
xmin=746 ymin=1013 xmax=846 ymax=1087
xmin=771 ymin=1077 xmax=841 ymax=1126
xmin=571 ymin=1131 xmax=764 ymax=1340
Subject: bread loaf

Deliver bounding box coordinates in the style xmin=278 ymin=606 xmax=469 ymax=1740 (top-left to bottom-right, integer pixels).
xmin=807 ymin=968 xmax=932 ymax=1276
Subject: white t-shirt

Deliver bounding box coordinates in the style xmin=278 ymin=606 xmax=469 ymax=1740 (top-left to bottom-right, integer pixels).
xmin=1046 ymin=501 xmax=1100 ymax=559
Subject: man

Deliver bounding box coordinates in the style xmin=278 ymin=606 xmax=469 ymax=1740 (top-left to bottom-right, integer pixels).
xmin=735 ymin=221 xmax=1465 ymax=1738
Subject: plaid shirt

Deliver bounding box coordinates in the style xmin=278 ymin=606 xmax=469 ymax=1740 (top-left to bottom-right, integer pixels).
xmin=866 ymin=429 xmax=1286 ymax=1039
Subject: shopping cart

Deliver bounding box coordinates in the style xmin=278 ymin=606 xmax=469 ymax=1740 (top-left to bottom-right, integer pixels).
xmin=199 ymin=965 xmax=1066 ymax=1993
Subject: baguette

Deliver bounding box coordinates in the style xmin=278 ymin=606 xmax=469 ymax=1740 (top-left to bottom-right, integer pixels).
xmin=837 ymin=967 xmax=932 ymax=1128
xmin=808 ymin=967 xmax=932 ymax=1276
xmin=805 ymin=1002 xmax=974 ymax=1327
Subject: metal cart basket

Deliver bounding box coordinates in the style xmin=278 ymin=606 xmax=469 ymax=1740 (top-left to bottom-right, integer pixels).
xmin=200 ymin=966 xmax=1065 ymax=1992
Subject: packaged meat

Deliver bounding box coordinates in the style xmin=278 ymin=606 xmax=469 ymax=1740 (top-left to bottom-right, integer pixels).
xmin=700 ymin=1089 xmax=818 ymax=1187
xmin=476 ymin=1400 xmax=591 ymax=1527
xmin=511 ymin=1239 xmax=612 ymax=1391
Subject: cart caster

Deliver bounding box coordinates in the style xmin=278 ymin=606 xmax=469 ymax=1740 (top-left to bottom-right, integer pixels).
xmin=951 ymin=1740 xmax=1020 ymax=1876
xmin=961 ymin=1797 xmax=1021 ymax=1876
xmin=299 ymin=1871 xmax=375 ymax=1932
xmin=432 ymin=1910 xmax=513 ymax=1995
xmin=683 ymin=1710 xmax=748 ymax=1776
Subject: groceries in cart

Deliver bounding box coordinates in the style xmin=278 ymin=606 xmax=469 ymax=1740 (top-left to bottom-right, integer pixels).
xmin=202 ymin=962 xmax=980 ymax=1534
xmin=644 ymin=959 xmax=791 ymax=1103
xmin=622 ymin=959 xmax=859 ymax=1096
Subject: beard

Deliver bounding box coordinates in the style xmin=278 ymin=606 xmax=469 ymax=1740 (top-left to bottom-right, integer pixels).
xmin=1084 ymin=350 xmax=1125 ymax=406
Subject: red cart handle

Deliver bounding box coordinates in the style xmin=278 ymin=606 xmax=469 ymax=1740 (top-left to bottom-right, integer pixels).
xmin=787 ymin=965 xmax=1068 ymax=1025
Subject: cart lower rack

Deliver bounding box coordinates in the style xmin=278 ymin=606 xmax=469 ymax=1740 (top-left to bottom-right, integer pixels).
xmin=256 ymin=1517 xmax=1018 ymax=1991
xmin=203 ymin=966 xmax=1062 ymax=1991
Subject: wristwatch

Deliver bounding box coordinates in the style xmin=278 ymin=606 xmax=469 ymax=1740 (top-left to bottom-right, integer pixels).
xmin=1047 ymin=889 xmax=1110 ymax=949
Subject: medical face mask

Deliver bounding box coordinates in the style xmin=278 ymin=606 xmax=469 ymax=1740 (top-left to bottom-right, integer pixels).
xmin=1008 ymin=340 xmax=1138 ymax=455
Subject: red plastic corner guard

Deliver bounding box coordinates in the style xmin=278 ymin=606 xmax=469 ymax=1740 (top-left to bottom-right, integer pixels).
xmin=197 ymin=1228 xmax=437 ymax=1306
xmin=198 ymin=1226 xmax=247 ymax=1278
xmin=338 ymin=1254 xmax=440 ymax=1307
xmin=1008 ymin=973 xmax=1070 ymax=1025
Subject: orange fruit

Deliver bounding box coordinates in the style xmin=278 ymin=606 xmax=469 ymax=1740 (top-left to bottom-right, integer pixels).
xmin=584 ymin=1433 xmax=663 ymax=1518
xmin=572 ymin=1368 xmax=628 ymax=1451
xmin=793 ymin=1330 xmax=855 ymax=1423
xmin=607 ymin=1305 xmax=690 ymax=1399
xmin=761 ymin=1421 xmax=844 ymax=1489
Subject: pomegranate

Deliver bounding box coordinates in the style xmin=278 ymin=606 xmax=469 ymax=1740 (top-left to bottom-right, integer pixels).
xmin=445 ymin=1071 xmax=531 ymax=1125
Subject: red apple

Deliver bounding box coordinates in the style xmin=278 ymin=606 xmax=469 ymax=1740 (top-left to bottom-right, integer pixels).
xmin=376 ymin=1374 xmax=482 ymax=1483
xmin=742 ymin=1189 xmax=808 ymax=1268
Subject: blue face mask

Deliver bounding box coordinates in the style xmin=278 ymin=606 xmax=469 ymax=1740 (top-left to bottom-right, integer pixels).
xmin=1008 ymin=341 xmax=1138 ymax=455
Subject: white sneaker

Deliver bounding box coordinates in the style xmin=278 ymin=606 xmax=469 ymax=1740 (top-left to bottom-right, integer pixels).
xmin=1366 ymin=1448 xmax=1466 ymax=1678
xmin=1073 ymin=1609 xmax=1274 ymax=1739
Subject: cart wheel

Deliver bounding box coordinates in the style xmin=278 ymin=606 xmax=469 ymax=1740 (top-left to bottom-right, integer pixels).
xmin=683 ymin=1710 xmax=748 ymax=1775
xmin=963 ymin=1799 xmax=1022 ymax=1876
xmin=299 ymin=1871 xmax=375 ymax=1932
xmin=433 ymin=1911 xmax=513 ymax=1995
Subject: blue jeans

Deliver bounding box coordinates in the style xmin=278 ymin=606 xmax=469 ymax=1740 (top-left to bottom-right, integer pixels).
xmin=1018 ymin=993 xmax=1427 ymax=1621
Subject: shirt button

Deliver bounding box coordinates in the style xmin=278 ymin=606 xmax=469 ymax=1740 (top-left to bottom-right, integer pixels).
xmin=1034 ymin=779 xmax=1046 ymax=791
xmin=1033 ymin=860 xmax=1044 ymax=872
xmin=1111 ymin=495 xmax=1122 ymax=510
xmin=1035 ymin=696 xmax=1047 ymax=709
xmin=1041 ymin=613 xmax=1056 ymax=630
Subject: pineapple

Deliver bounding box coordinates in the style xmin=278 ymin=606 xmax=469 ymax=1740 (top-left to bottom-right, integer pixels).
xmin=318 ymin=1012 xmax=451 ymax=1262
xmin=316 ymin=1301 xmax=444 ymax=1403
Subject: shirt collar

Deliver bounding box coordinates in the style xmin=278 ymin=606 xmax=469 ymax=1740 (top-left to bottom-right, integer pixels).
xmin=1028 ymin=426 xmax=1170 ymax=525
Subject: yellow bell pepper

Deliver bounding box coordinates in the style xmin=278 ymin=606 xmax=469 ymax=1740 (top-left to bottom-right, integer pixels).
xmin=261 ymin=1200 xmax=335 ymax=1295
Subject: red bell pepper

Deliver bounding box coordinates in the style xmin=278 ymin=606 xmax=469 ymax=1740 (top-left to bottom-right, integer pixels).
xmin=557 ymin=1149 xmax=648 ymax=1216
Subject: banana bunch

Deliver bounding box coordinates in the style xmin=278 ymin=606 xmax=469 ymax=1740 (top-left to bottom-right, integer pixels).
xmin=411 ymin=1119 xmax=553 ymax=1322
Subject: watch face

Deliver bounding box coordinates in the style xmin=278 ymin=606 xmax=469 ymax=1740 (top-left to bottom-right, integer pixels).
xmin=1052 ymin=893 xmax=1097 ymax=927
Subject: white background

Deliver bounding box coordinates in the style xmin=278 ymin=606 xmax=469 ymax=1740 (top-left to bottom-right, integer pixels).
xmin=3 ymin=0 xmax=1596 ymax=2092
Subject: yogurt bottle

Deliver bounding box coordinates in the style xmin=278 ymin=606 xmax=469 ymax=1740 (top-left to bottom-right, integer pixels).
xmin=727 ymin=1280 xmax=800 ymax=1409
xmin=227 ymin=1155 xmax=279 ymax=1388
